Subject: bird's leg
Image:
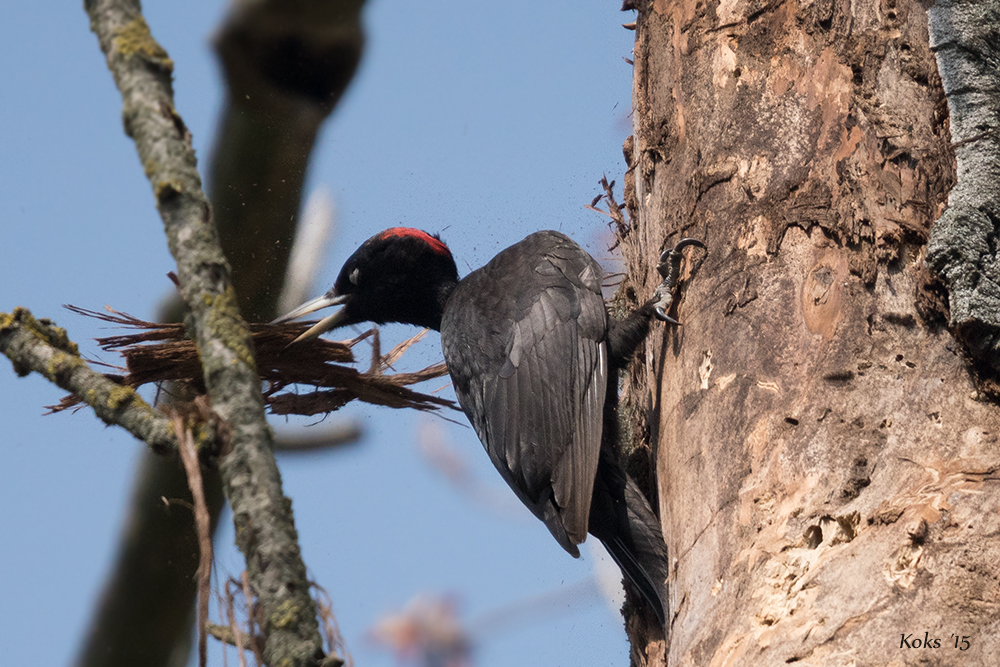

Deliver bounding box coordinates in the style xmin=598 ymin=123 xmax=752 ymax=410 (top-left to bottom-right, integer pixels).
xmin=652 ymin=238 xmax=706 ymax=324
xmin=607 ymin=238 xmax=705 ymax=368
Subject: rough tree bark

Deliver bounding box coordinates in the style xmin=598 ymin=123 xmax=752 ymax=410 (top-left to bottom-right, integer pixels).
xmin=617 ymin=0 xmax=1000 ymax=664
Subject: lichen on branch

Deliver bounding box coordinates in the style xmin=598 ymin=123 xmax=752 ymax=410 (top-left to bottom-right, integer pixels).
xmin=85 ymin=0 xmax=326 ymax=664
xmin=926 ymin=0 xmax=1000 ymax=374
xmin=0 ymin=307 xmax=179 ymax=454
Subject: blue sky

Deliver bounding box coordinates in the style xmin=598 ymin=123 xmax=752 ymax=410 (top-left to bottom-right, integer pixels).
xmin=0 ymin=2 xmax=638 ymax=665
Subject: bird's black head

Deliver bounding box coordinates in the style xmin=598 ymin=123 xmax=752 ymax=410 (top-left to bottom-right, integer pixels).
xmin=330 ymin=227 xmax=459 ymax=331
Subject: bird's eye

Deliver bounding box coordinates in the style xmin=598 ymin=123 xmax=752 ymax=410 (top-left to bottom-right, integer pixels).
xmin=349 ymin=268 xmax=360 ymax=286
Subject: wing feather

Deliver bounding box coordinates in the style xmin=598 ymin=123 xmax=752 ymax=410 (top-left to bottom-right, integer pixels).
xmin=441 ymin=231 xmax=608 ymax=554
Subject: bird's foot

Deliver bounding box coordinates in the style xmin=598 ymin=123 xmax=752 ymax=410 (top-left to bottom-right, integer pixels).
xmin=653 ymin=238 xmax=706 ymax=323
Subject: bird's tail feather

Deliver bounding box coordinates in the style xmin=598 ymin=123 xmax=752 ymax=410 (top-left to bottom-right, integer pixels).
xmin=590 ymin=457 xmax=670 ymax=629
xmin=600 ymin=533 xmax=667 ymax=627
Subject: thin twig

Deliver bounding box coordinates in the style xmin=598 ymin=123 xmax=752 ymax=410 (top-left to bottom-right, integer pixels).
xmin=241 ymin=571 xmax=264 ymax=665
xmin=274 ymin=422 xmax=363 ymax=452
xmin=586 ymin=176 xmax=631 ymax=250
xmin=175 ymin=416 xmax=213 ymax=667
xmin=313 ymin=583 xmax=350 ymax=667
xmin=207 ymin=620 xmax=261 ymax=653
xmin=368 ymin=328 xmax=381 ymax=375
xmin=382 ymin=329 xmax=429 ymax=369
xmin=225 ymin=581 xmax=249 ymax=667
xmin=53 ymin=307 xmax=455 ymax=417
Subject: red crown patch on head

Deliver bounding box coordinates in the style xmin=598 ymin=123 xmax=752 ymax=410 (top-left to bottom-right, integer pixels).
xmin=380 ymin=227 xmax=451 ymax=257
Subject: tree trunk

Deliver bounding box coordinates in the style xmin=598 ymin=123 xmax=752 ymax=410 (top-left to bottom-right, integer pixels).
xmin=619 ymin=0 xmax=1000 ymax=664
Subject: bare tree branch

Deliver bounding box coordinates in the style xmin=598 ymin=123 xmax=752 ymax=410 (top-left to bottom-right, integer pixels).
xmin=274 ymin=422 xmax=362 ymax=452
xmin=0 ymin=307 xmax=181 ymax=454
xmin=84 ymin=1 xmax=324 ymax=664
xmin=208 ymin=0 xmax=365 ymax=321
xmin=79 ymin=0 xmax=368 ymax=662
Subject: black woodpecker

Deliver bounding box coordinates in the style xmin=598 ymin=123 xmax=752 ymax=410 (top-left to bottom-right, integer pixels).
xmin=273 ymin=227 xmax=704 ymax=627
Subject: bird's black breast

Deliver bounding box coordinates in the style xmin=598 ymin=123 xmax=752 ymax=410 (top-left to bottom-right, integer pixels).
xmin=440 ymin=231 xmax=608 ymax=554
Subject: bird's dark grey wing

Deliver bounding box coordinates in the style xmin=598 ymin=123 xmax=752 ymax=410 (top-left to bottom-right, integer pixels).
xmin=442 ymin=231 xmax=607 ymax=555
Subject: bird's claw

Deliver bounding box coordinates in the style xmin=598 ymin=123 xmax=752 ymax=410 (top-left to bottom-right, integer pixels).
xmin=657 ymin=238 xmax=706 ymax=279
xmin=652 ymin=238 xmax=706 ymax=324
xmin=654 ymin=306 xmax=681 ymax=325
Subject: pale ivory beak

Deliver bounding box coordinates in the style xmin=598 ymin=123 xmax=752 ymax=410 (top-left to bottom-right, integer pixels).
xmin=271 ymin=293 xmax=351 ymax=344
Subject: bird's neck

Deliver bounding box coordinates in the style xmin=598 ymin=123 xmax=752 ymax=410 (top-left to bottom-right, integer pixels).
xmin=401 ymin=277 xmax=457 ymax=331
xmin=424 ymin=279 xmax=458 ymax=331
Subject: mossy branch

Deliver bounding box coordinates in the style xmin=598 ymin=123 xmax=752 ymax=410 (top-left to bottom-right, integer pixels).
xmin=0 ymin=307 xmax=181 ymax=454
xmin=84 ymin=1 xmax=324 ymax=665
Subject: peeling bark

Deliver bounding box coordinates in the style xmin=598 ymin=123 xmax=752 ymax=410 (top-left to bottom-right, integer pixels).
xmin=619 ymin=0 xmax=1000 ymax=664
